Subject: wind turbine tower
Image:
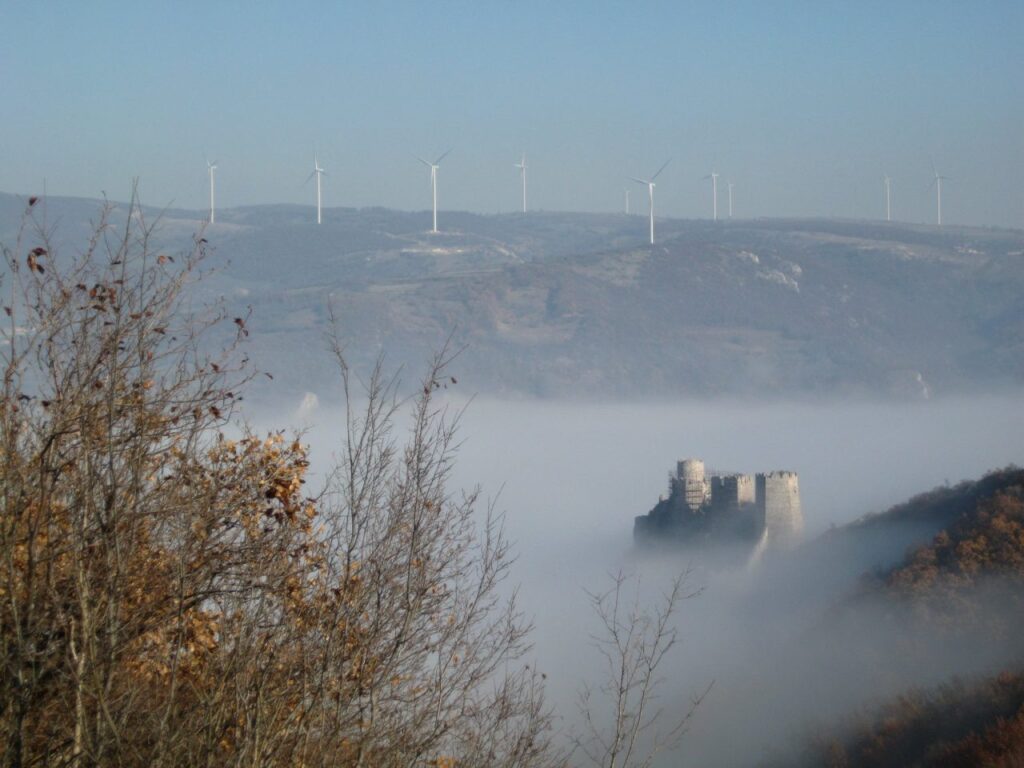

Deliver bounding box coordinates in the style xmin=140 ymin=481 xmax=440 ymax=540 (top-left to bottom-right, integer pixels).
xmin=305 ymin=155 xmax=326 ymax=224
xmin=625 ymin=188 xmax=630 ymax=215
xmin=514 ymin=153 xmax=527 ymax=213
xmin=704 ymin=171 xmax=720 ymax=221
xmin=629 ymin=159 xmax=671 ymax=245
xmin=884 ymin=175 xmax=892 ymax=222
xmin=930 ymin=163 xmax=947 ymax=226
xmin=206 ymin=159 xmax=217 ymax=224
xmin=727 ymin=181 xmax=734 ymax=219
xmin=418 ymin=149 xmax=452 ymax=233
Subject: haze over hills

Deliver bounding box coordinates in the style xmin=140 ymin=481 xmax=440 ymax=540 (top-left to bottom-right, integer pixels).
xmin=2 ymin=192 xmax=1022 ymax=401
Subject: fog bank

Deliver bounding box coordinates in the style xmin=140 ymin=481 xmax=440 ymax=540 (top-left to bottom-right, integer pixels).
xmin=263 ymin=393 xmax=1024 ymax=765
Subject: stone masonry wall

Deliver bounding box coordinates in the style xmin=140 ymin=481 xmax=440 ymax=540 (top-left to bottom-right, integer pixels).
xmin=710 ymin=474 xmax=755 ymax=513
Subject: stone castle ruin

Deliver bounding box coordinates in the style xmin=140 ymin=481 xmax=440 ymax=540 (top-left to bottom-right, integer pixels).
xmin=634 ymin=458 xmax=803 ymax=549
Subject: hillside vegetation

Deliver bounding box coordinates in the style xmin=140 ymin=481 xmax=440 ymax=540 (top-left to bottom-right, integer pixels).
xmin=796 ymin=468 xmax=1024 ymax=767
xmin=812 ymin=672 xmax=1024 ymax=768
xmin=3 ymin=194 xmax=1021 ymax=400
xmin=879 ymin=468 xmax=1024 ymax=616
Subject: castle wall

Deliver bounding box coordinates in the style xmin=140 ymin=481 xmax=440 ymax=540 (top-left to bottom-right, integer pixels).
xmin=756 ymin=471 xmax=803 ymax=547
xmin=710 ymin=474 xmax=754 ymax=513
xmin=737 ymin=475 xmax=755 ymax=505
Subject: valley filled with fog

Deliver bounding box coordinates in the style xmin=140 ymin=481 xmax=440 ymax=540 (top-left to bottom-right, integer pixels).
xmin=4 ymin=2 xmax=1022 ymax=764
xmin=267 ymin=391 xmax=1024 ymax=765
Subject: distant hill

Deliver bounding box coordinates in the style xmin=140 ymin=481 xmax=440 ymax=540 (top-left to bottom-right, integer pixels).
xmin=800 ymin=468 xmax=1023 ymax=585
xmin=862 ymin=466 xmax=1024 ymax=627
xmin=3 ymin=193 xmax=1022 ymax=401
xmin=791 ymin=466 xmax=1024 ymax=609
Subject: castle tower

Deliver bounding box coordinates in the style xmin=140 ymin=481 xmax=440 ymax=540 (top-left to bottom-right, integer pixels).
xmin=756 ymin=471 xmax=803 ymax=547
xmin=676 ymin=459 xmax=709 ymax=511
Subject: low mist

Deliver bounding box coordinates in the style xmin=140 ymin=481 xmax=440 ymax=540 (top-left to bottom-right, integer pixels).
xmin=258 ymin=392 xmax=1024 ymax=765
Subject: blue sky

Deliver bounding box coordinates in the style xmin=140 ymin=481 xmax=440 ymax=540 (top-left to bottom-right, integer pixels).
xmin=2 ymin=1 xmax=1022 ymax=226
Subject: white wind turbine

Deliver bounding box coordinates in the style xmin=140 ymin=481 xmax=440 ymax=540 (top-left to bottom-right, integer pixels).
xmin=514 ymin=153 xmax=527 ymax=213
xmin=417 ymin=149 xmax=452 ymax=233
xmin=727 ymin=181 xmax=734 ymax=219
xmin=629 ymin=159 xmax=671 ymax=245
xmin=206 ymin=158 xmax=217 ymax=224
xmin=929 ymin=161 xmax=948 ymax=226
xmin=305 ymin=154 xmax=326 ymax=224
xmin=703 ymin=171 xmax=720 ymax=221
xmin=884 ymin=175 xmax=892 ymax=221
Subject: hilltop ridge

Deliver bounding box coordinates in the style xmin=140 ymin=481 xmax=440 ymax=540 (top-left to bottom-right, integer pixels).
xmin=3 ymin=193 xmax=1021 ymax=401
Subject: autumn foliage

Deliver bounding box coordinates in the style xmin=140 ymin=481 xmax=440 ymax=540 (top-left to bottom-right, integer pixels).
xmin=803 ymin=469 xmax=1024 ymax=767
xmin=873 ymin=467 xmax=1024 ymax=631
xmin=0 ymin=197 xmax=561 ymax=767
xmin=885 ymin=469 xmax=1024 ymax=590
xmin=815 ymin=671 xmax=1024 ymax=767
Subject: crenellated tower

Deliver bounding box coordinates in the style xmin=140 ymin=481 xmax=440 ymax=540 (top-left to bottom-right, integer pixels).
xmin=755 ymin=471 xmax=803 ymax=547
xmin=675 ymin=458 xmax=709 ymax=511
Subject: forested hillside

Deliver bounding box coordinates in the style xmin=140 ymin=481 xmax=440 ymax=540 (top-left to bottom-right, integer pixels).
xmin=790 ymin=468 xmax=1024 ymax=767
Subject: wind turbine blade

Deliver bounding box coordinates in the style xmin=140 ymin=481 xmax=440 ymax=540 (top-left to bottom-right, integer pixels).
xmin=628 ymin=176 xmax=648 ymax=186
xmin=651 ymin=159 xmax=671 ymax=180
xmin=416 ymin=156 xmax=432 ymax=168
xmin=434 ymin=148 xmax=453 ymax=165
xmin=304 ymin=170 xmax=316 ymax=184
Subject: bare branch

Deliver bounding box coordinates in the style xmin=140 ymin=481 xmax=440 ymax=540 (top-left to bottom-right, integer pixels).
xmin=574 ymin=569 xmax=711 ymax=768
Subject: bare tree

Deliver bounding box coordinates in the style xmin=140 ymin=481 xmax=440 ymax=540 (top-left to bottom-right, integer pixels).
xmin=302 ymin=336 xmax=565 ymax=767
xmin=0 ymin=189 xmax=257 ymax=766
xmin=1 ymin=191 xmax=721 ymax=768
xmin=574 ymin=570 xmax=711 ymax=768
xmin=0 ymin=193 xmax=564 ymax=768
